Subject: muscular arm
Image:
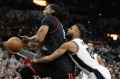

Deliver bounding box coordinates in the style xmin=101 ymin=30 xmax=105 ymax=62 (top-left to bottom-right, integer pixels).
xmin=29 ymin=35 xmax=37 ymax=41
xmin=32 ymin=41 xmax=77 ymax=63
xmin=29 ymin=25 xmax=49 ymax=42
xmin=36 ymin=25 xmax=49 ymax=43
xmin=36 ymin=42 xmax=70 ymax=63
xmin=22 ymin=25 xmax=49 ymax=51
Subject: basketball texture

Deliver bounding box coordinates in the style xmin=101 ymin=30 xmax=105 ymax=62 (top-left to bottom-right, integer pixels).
xmin=5 ymin=37 xmax=23 ymax=54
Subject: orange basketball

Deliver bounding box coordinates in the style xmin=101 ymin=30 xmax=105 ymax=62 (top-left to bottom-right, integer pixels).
xmin=4 ymin=37 xmax=23 ymax=54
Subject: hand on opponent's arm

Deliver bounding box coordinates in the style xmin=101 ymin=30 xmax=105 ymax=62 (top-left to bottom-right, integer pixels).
xmin=32 ymin=56 xmax=51 ymax=63
xmin=31 ymin=42 xmax=69 ymax=63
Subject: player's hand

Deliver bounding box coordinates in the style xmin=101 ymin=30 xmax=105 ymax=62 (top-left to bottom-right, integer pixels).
xmin=21 ymin=35 xmax=30 ymax=41
xmin=21 ymin=35 xmax=30 ymax=46
xmin=31 ymin=58 xmax=39 ymax=63
xmin=27 ymin=41 xmax=41 ymax=51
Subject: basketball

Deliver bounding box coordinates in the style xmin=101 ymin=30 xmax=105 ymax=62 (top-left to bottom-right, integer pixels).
xmin=4 ymin=37 xmax=23 ymax=54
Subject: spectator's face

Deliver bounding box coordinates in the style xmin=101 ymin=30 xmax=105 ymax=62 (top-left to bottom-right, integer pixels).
xmin=87 ymin=43 xmax=94 ymax=52
xmin=43 ymin=5 xmax=54 ymax=16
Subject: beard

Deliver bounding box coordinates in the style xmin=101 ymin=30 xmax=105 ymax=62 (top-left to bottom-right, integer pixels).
xmin=65 ymin=33 xmax=72 ymax=41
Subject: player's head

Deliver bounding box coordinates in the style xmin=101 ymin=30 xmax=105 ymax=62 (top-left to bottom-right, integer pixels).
xmin=75 ymin=23 xmax=87 ymax=39
xmin=67 ymin=23 xmax=87 ymax=39
xmin=43 ymin=4 xmax=62 ymax=20
xmin=87 ymin=42 xmax=94 ymax=52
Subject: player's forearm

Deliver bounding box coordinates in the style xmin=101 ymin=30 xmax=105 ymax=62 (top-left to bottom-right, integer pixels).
xmin=38 ymin=56 xmax=52 ymax=63
xmin=38 ymin=50 xmax=66 ymax=63
xmin=29 ymin=35 xmax=37 ymax=41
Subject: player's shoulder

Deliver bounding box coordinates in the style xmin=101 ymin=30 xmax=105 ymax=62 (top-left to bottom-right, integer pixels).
xmin=44 ymin=15 xmax=56 ymax=19
xmin=42 ymin=16 xmax=57 ymax=23
xmin=63 ymin=41 xmax=77 ymax=48
xmin=60 ymin=41 xmax=73 ymax=48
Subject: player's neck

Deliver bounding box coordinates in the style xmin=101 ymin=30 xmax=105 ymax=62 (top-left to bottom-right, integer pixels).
xmin=72 ymin=35 xmax=80 ymax=39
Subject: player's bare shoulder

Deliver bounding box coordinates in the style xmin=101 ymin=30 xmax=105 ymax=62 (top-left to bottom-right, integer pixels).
xmin=62 ymin=41 xmax=78 ymax=53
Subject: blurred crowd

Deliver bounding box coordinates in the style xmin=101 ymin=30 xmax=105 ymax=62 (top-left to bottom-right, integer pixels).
xmin=0 ymin=7 xmax=120 ymax=79
xmin=0 ymin=51 xmax=23 ymax=79
xmin=0 ymin=7 xmax=42 ymax=41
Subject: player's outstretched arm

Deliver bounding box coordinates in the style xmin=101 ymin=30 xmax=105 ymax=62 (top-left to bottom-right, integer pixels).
xmin=32 ymin=42 xmax=70 ymax=63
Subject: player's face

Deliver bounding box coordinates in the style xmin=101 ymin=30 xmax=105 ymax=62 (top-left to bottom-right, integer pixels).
xmin=43 ymin=5 xmax=54 ymax=16
xmin=67 ymin=25 xmax=79 ymax=35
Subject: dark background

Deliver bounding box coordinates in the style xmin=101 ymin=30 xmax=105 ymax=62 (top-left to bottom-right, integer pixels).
xmin=0 ymin=0 xmax=120 ymax=43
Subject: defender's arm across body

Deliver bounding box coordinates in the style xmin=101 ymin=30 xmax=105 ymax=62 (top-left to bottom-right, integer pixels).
xmin=32 ymin=41 xmax=77 ymax=63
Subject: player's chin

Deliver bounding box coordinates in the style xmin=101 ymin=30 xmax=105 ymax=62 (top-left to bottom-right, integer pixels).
xmin=65 ymin=33 xmax=72 ymax=40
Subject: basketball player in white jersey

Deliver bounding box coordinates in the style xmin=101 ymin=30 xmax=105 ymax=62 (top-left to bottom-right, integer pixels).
xmin=79 ymin=42 xmax=105 ymax=79
xmin=32 ymin=23 xmax=111 ymax=79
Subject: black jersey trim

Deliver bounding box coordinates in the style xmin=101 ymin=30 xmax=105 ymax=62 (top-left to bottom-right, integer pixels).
xmin=72 ymin=54 xmax=94 ymax=72
xmin=72 ymin=55 xmax=105 ymax=79
xmin=71 ymin=41 xmax=79 ymax=55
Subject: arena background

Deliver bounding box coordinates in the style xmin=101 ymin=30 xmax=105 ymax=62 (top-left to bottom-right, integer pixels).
xmin=0 ymin=0 xmax=120 ymax=79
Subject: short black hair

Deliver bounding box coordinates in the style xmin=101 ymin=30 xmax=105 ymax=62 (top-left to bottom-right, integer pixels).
xmin=75 ymin=23 xmax=87 ymax=40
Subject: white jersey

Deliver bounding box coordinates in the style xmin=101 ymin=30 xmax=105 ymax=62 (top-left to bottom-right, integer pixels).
xmin=93 ymin=54 xmax=98 ymax=62
xmin=71 ymin=38 xmax=111 ymax=79
xmin=82 ymin=53 xmax=98 ymax=79
xmin=89 ymin=53 xmax=99 ymax=63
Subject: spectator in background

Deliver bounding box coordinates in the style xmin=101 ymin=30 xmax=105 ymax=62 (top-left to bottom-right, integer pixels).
xmin=87 ymin=42 xmax=105 ymax=66
xmin=116 ymin=45 xmax=120 ymax=56
xmin=0 ymin=38 xmax=4 ymax=53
